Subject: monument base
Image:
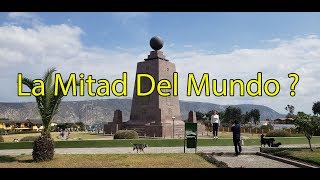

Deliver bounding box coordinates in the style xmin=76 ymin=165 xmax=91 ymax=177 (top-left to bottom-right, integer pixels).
xmin=104 ymin=121 xmax=207 ymax=138
xmin=145 ymin=121 xmax=185 ymax=138
xmin=104 ymin=123 xmax=124 ymax=135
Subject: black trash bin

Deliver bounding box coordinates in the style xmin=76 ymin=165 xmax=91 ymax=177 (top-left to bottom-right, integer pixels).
xmin=186 ymin=136 xmax=196 ymax=148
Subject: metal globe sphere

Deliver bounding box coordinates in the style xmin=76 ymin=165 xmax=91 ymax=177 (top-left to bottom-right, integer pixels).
xmin=150 ymin=36 xmax=163 ymax=51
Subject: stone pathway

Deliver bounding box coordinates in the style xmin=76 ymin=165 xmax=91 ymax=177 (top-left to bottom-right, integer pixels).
xmin=0 ymin=146 xmax=261 ymax=155
xmin=214 ymin=154 xmax=298 ymax=168
xmin=0 ymin=144 xmax=318 ymax=155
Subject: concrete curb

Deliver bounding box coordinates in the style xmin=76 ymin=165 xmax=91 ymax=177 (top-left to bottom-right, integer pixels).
xmin=256 ymin=152 xmax=318 ymax=168
xmin=208 ymin=152 xmax=257 ymax=156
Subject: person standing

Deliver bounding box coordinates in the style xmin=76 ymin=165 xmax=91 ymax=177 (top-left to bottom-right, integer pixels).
xmin=231 ymin=120 xmax=242 ymax=156
xmin=211 ymin=111 xmax=220 ymax=139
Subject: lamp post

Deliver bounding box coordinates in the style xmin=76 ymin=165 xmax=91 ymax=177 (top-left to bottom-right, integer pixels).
xmin=172 ymin=116 xmax=175 ymax=139
xmin=85 ymin=101 xmax=94 ymax=133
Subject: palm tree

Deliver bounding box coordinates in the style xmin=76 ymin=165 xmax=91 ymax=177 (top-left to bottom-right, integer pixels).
xmin=22 ymin=67 xmax=70 ymax=161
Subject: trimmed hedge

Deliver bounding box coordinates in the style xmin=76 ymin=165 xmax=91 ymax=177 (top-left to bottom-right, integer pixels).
xmin=259 ymin=124 xmax=274 ymax=130
xmin=0 ymin=135 xmax=4 ymax=142
xmin=114 ymin=130 xmax=139 ymax=139
xmin=20 ymin=136 xmax=39 ymax=142
xmin=266 ymin=130 xmax=291 ymax=137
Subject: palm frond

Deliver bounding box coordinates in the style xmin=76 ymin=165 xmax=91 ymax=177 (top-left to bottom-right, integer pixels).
xmin=42 ymin=67 xmax=56 ymax=84
xmin=21 ymin=77 xmax=35 ymax=91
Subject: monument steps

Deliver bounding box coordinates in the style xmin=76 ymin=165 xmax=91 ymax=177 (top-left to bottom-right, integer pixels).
xmin=125 ymin=125 xmax=146 ymax=136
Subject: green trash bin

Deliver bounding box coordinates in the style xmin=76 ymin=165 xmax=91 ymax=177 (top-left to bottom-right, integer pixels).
xmin=186 ymin=136 xmax=196 ymax=148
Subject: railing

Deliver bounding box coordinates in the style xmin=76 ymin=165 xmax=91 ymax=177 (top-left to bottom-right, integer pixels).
xmin=204 ymin=126 xmax=297 ymax=134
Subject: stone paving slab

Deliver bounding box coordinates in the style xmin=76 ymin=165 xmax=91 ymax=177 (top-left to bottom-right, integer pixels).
xmin=213 ymin=154 xmax=298 ymax=168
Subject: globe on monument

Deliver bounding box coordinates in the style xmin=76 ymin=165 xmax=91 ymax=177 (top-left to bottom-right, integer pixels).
xmin=150 ymin=36 xmax=164 ymax=51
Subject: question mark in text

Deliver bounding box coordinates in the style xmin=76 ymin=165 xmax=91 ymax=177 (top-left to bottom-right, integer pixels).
xmin=288 ymin=73 xmax=299 ymax=97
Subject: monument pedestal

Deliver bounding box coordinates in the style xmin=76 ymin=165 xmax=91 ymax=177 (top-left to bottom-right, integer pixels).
xmin=145 ymin=121 xmax=185 ymax=138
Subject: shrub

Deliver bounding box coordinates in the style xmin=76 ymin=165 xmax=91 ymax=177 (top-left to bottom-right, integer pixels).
xmin=114 ymin=130 xmax=139 ymax=139
xmin=8 ymin=131 xmax=39 ymax=135
xmin=20 ymin=136 xmax=39 ymax=142
xmin=266 ymin=130 xmax=291 ymax=137
xmin=0 ymin=135 xmax=4 ymax=142
xmin=32 ymin=133 xmax=55 ymax=162
xmin=0 ymin=128 xmax=6 ymax=135
xmin=259 ymin=124 xmax=274 ymax=131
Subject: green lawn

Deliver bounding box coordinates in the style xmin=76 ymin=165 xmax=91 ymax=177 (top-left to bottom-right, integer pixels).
xmin=273 ymin=149 xmax=320 ymax=166
xmin=2 ymin=132 xmax=111 ymax=142
xmin=0 ymin=154 xmax=215 ymax=168
xmin=1 ymin=136 xmax=320 ymax=149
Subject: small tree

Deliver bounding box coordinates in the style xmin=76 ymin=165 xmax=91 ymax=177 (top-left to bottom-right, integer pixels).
xmin=312 ymin=101 xmax=320 ymax=117
xmin=22 ymin=67 xmax=71 ymax=162
xmin=75 ymin=122 xmax=85 ymax=131
xmin=285 ymin=105 xmax=295 ymax=118
xmin=224 ymin=106 xmax=242 ymax=124
xmin=294 ymin=112 xmax=320 ymax=151
xmin=195 ymin=111 xmax=206 ymax=122
xmin=242 ymin=111 xmax=251 ymax=124
xmin=250 ymin=109 xmax=260 ymax=125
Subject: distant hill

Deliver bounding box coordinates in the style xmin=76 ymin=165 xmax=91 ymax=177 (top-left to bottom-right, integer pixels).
xmin=0 ymin=99 xmax=285 ymax=125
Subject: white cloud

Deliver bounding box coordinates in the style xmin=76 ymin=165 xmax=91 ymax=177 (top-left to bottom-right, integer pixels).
xmin=263 ymin=38 xmax=281 ymax=43
xmin=8 ymin=12 xmax=34 ymax=19
xmin=6 ymin=12 xmax=40 ymax=26
xmin=168 ymin=35 xmax=320 ymax=114
xmin=0 ymin=17 xmax=319 ymax=114
xmin=183 ymin=45 xmax=193 ymax=48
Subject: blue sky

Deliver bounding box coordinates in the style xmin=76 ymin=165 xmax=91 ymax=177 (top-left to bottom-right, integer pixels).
xmin=1 ymin=12 xmax=320 ymax=114
xmin=2 ymin=12 xmax=320 ymax=52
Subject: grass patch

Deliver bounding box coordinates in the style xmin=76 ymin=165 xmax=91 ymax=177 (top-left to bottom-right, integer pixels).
xmin=0 ymin=154 xmax=215 ymax=168
xmin=1 ymin=137 xmax=320 ymax=150
xmin=2 ymin=132 xmax=111 ymax=142
xmin=273 ymin=149 xmax=320 ymax=166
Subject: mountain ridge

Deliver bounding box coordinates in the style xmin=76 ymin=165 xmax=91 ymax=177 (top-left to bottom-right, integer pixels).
xmin=0 ymin=99 xmax=285 ymax=125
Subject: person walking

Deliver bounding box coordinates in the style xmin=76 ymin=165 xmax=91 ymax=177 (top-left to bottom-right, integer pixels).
xmin=231 ymin=120 xmax=242 ymax=156
xmin=211 ymin=111 xmax=220 ymax=139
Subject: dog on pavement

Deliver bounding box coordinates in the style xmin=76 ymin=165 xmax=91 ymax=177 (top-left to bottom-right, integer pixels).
xmin=130 ymin=141 xmax=148 ymax=153
xmin=260 ymin=134 xmax=275 ymax=147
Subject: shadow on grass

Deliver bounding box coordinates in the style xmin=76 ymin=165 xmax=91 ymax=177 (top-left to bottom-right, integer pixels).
xmin=0 ymin=155 xmax=17 ymax=163
xmin=0 ymin=155 xmax=34 ymax=163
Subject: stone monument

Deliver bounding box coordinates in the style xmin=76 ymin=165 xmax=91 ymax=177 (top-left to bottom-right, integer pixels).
xmin=104 ymin=36 xmax=185 ymax=137
xmin=126 ymin=36 xmax=184 ymax=137
xmin=187 ymin=110 xmax=206 ymax=135
xmin=188 ymin=111 xmax=197 ymax=123
xmin=104 ymin=109 xmax=123 ymax=134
